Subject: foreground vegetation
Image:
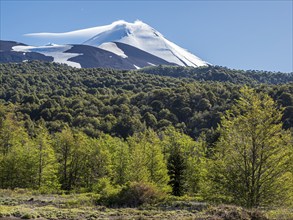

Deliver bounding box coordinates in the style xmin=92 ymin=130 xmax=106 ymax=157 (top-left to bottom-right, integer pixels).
xmin=2 ymin=189 xmax=292 ymax=220
xmin=1 ymin=87 xmax=292 ymax=206
xmin=0 ymin=62 xmax=292 ymax=218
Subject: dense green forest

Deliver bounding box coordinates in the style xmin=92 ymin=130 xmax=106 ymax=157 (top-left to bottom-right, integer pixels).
xmin=0 ymin=61 xmax=292 ymax=209
xmin=0 ymin=62 xmax=292 ymax=140
xmin=139 ymin=65 xmax=293 ymax=85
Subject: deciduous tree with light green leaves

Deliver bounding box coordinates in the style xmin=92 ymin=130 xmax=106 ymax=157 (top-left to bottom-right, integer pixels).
xmin=34 ymin=125 xmax=60 ymax=191
xmin=0 ymin=106 xmax=39 ymax=189
xmin=211 ymin=87 xmax=293 ymax=208
xmin=127 ymin=130 xmax=169 ymax=188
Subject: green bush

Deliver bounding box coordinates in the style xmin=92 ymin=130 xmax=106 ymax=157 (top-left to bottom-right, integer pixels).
xmin=93 ymin=177 xmax=121 ymax=205
xmin=21 ymin=213 xmax=34 ymax=219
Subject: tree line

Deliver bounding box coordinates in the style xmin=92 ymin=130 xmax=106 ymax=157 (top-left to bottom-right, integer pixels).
xmin=139 ymin=65 xmax=293 ymax=84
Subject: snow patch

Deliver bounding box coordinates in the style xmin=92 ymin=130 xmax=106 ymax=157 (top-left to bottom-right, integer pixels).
xmin=133 ymin=65 xmax=141 ymax=69
xmin=99 ymin=42 xmax=128 ymax=58
xmin=13 ymin=44 xmax=82 ymax=68
xmin=45 ymin=43 xmax=59 ymax=46
xmin=147 ymin=62 xmax=156 ymax=66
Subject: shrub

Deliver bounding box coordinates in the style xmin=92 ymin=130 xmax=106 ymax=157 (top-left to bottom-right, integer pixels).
xmin=111 ymin=182 xmax=164 ymax=207
xmin=21 ymin=213 xmax=33 ymax=219
xmin=93 ymin=177 xmax=121 ymax=205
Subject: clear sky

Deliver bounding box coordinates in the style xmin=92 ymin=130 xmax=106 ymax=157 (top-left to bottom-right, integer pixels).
xmin=0 ymin=0 xmax=292 ymax=72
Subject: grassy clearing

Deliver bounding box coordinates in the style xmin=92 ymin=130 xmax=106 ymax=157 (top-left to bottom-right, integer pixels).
xmin=265 ymin=208 xmax=293 ymax=220
xmin=0 ymin=189 xmax=291 ymax=220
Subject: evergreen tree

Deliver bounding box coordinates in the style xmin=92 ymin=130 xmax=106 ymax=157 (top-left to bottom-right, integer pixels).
xmin=162 ymin=127 xmax=205 ymax=196
xmin=167 ymin=144 xmax=187 ymax=196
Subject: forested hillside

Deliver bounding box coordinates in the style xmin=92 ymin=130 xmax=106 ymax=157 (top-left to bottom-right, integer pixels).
xmin=138 ymin=65 xmax=293 ymax=84
xmin=0 ymin=61 xmax=292 ymax=141
xmin=0 ymin=61 xmax=292 ymax=211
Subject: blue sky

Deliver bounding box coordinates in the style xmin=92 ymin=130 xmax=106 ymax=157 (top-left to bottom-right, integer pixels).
xmin=0 ymin=0 xmax=292 ymax=72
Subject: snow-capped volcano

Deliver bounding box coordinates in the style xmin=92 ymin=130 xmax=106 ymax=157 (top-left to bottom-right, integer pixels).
xmin=1 ymin=20 xmax=209 ymax=69
xmin=26 ymin=20 xmax=209 ymax=68
xmin=83 ymin=20 xmax=207 ymax=67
